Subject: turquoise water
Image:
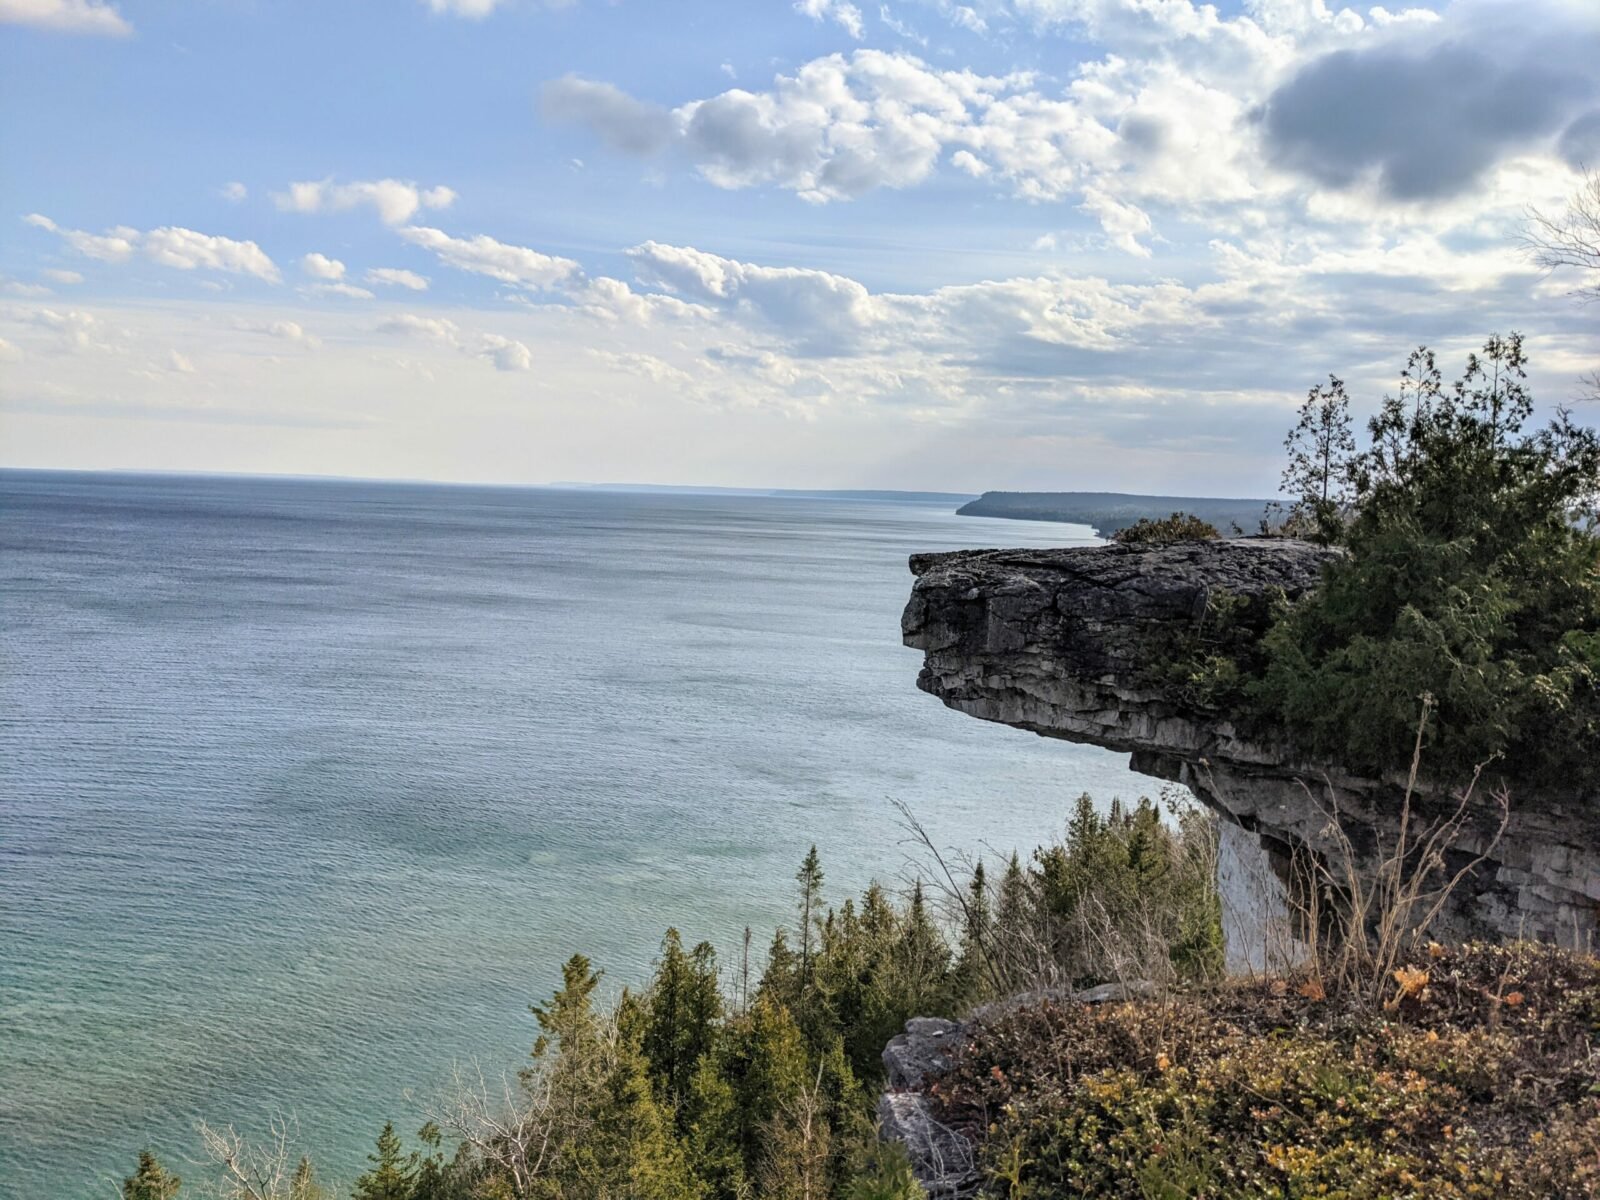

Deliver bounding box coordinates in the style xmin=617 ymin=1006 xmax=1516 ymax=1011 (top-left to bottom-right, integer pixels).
xmin=0 ymin=471 xmax=1145 ymax=1198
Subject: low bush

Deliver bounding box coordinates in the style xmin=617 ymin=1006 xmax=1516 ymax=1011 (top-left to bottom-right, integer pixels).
xmin=1111 ymin=512 xmax=1221 ymax=545
xmin=933 ymin=942 xmax=1600 ymax=1199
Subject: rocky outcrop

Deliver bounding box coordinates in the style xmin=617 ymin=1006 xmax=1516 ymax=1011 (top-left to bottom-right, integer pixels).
xmin=902 ymin=538 xmax=1599 ymax=960
xmin=878 ymin=983 xmax=1159 ymax=1196
xmin=878 ymin=1017 xmax=977 ymax=1199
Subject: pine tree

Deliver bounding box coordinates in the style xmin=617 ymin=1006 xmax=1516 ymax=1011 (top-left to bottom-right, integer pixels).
xmin=759 ymin=928 xmax=800 ymax=1010
xmin=1282 ymin=374 xmax=1357 ymax=541
xmin=721 ymin=996 xmax=811 ymax=1179
xmin=992 ymin=851 xmax=1032 ymax=991
xmin=795 ymin=846 xmax=825 ymax=986
xmin=892 ymin=880 xmax=950 ymax=1013
xmin=953 ymin=859 xmax=992 ymax=1001
xmin=643 ymin=928 xmax=723 ymax=1113
xmin=351 ymin=1123 xmax=416 ymax=1200
xmin=684 ymin=1052 xmax=747 ymax=1200
xmin=532 ymin=953 xmax=603 ymax=1060
xmin=122 ymin=1150 xmax=180 ymax=1200
xmin=587 ymin=1034 xmax=701 ymax=1200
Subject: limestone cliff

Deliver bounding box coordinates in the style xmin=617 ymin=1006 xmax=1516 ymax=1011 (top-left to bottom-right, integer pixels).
xmin=902 ymin=538 xmax=1599 ymax=960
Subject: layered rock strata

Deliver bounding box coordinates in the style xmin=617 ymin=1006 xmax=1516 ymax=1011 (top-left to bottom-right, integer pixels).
xmin=902 ymin=539 xmax=1599 ymax=961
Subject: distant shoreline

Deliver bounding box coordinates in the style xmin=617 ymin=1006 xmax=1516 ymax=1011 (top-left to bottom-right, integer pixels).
xmin=956 ymin=490 xmax=1274 ymax=537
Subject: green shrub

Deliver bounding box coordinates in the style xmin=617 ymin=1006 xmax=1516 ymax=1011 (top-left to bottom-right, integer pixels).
xmin=1111 ymin=512 xmax=1221 ymax=545
xmin=1254 ymin=335 xmax=1600 ymax=787
xmin=933 ymin=943 xmax=1600 ymax=1200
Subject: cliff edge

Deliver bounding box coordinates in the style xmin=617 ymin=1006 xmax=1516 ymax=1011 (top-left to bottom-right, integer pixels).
xmin=902 ymin=538 xmax=1599 ymax=958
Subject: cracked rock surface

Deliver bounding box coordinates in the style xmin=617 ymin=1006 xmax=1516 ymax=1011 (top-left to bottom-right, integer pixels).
xmin=903 ymin=538 xmax=1598 ymax=950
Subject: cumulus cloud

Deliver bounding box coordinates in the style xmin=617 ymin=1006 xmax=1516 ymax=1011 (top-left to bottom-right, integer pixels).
xmin=301 ymin=252 xmax=346 ymax=280
xmin=541 ymin=0 xmax=1600 ymax=250
xmin=477 ymin=333 xmax=533 ymax=371
xmin=274 ymin=178 xmax=458 ymax=225
xmin=27 ymin=214 xmax=280 ymax=281
xmin=144 ymin=227 xmax=281 ymax=281
xmin=24 ymin=214 xmax=137 ymax=262
xmin=399 ymin=226 xmax=581 ymax=289
xmin=365 ymin=267 xmax=430 ymax=291
xmin=0 ymin=0 xmax=131 ymax=36
xmin=221 ymin=181 xmax=248 ymax=202
xmin=42 ymin=268 xmax=84 ymax=284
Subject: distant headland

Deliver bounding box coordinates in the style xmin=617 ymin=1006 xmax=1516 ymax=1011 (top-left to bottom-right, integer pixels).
xmin=956 ymin=489 xmax=1273 ymax=536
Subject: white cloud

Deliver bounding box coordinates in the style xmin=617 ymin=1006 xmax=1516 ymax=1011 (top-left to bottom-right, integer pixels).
xmin=1078 ymin=186 xmax=1153 ymax=257
xmin=25 ymin=214 xmax=138 ymax=262
xmin=29 ymin=307 xmax=121 ymax=353
xmin=274 ymin=178 xmax=458 ymax=225
xmin=303 ymin=282 xmax=375 ymax=300
xmin=399 ymin=226 xmax=581 ymax=290
xmin=236 ymin=318 xmax=322 ymax=348
xmin=378 ymin=314 xmax=462 ymax=342
xmin=42 ymin=268 xmax=84 ymax=284
xmin=0 ymin=0 xmax=131 ymax=36
xmin=166 ymin=349 xmax=196 ymax=374
xmin=301 ymin=253 xmax=347 ymax=281
xmin=143 ymin=227 xmax=281 ymax=281
xmin=950 ymin=149 xmax=989 ymax=177
xmin=377 ymin=312 xmax=531 ymax=371
xmin=795 ymin=0 xmax=864 ymax=38
xmin=366 ymin=267 xmax=430 ymax=291
xmin=27 ymin=215 xmax=279 ymax=280
xmin=0 ymin=336 xmax=20 ymax=362
xmin=6 ymin=281 xmax=53 ymax=297
xmin=422 ymin=0 xmax=505 ymax=15
xmin=477 ymin=333 xmax=533 ymax=371
xmin=221 ymin=182 xmax=248 ymax=202
xmin=542 ymin=0 xmax=1599 ymax=252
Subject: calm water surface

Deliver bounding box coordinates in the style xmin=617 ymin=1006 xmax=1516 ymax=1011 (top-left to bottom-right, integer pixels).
xmin=0 ymin=472 xmax=1148 ymax=1198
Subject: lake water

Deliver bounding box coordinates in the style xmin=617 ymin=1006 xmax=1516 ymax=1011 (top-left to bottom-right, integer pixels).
xmin=0 ymin=471 xmax=1149 ymax=1198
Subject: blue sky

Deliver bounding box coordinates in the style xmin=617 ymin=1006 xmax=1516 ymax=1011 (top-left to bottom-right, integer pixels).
xmin=1 ymin=0 xmax=1596 ymax=492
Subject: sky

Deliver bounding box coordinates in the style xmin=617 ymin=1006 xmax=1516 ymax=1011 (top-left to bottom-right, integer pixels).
xmin=0 ymin=0 xmax=1596 ymax=494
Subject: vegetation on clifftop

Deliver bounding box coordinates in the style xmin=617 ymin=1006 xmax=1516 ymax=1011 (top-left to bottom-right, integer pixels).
xmin=1144 ymin=335 xmax=1600 ymax=791
xmin=935 ymin=942 xmax=1600 ymax=1199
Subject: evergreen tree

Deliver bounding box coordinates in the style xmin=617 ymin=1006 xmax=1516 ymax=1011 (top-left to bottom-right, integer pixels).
xmin=683 ymin=1052 xmax=747 ymax=1200
xmin=991 ymin=851 xmax=1032 ymax=991
xmin=795 ymin=846 xmax=825 ymax=986
xmin=531 ymin=953 xmax=603 ymax=1060
xmin=643 ymin=928 xmax=723 ymax=1114
xmin=585 ymin=1034 xmax=701 ymax=1200
xmin=952 ymin=859 xmax=992 ymax=1001
xmin=1282 ymin=374 xmax=1357 ymax=541
xmin=719 ymin=996 xmax=811 ymax=1179
xmin=759 ymin=928 xmax=801 ymax=1011
xmin=1259 ymin=334 xmax=1600 ymax=785
xmin=122 ymin=1150 xmax=180 ymax=1200
xmin=351 ymin=1123 xmax=416 ymax=1200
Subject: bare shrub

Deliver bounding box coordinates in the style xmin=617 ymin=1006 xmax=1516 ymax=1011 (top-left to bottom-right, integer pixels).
xmin=1285 ymin=698 xmax=1510 ymax=1006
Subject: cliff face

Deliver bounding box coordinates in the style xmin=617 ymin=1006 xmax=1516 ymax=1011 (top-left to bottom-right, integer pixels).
xmin=902 ymin=539 xmax=1599 ymax=960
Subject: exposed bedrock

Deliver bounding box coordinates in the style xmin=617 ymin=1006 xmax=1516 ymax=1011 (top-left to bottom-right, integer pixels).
xmin=902 ymin=539 xmax=1599 ymax=963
